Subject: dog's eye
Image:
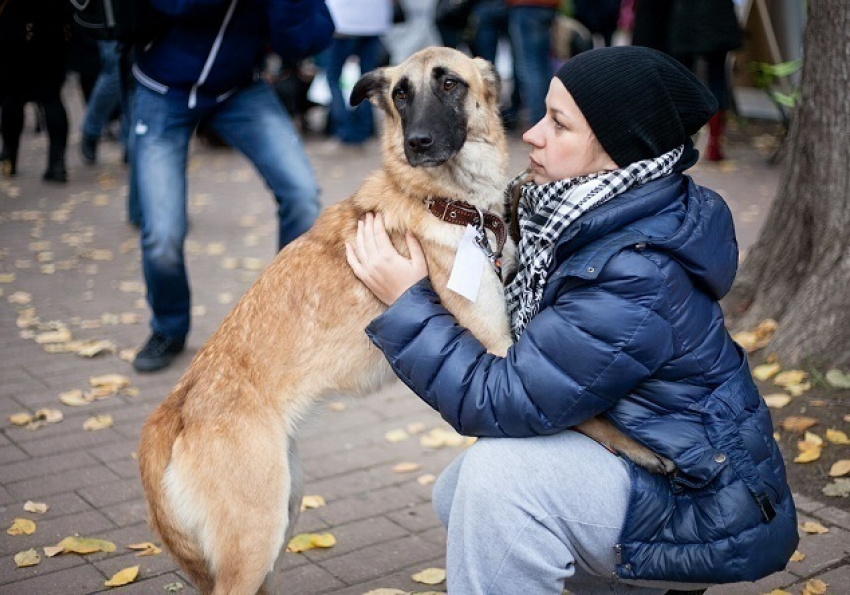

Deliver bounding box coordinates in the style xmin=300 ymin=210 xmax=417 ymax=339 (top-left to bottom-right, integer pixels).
xmin=443 ymin=79 xmax=457 ymax=91
xmin=393 ymin=89 xmax=406 ymax=101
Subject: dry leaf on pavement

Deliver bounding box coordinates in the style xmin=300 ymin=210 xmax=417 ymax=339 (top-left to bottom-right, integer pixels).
xmin=825 ymin=429 xmax=850 ymax=445
xmin=104 ymin=565 xmax=139 ymax=587
xmin=789 ymin=550 xmax=806 ymax=562
xmin=89 ymin=374 xmax=130 ymax=390
xmin=83 ymin=415 xmax=114 ymax=431
xmin=828 ymin=460 xmax=850 ymax=477
xmin=779 ymin=416 xmax=818 ymax=434
xmin=7 ymin=518 xmax=36 ymax=535
xmin=417 ymin=474 xmax=437 ymax=486
xmin=392 ymin=462 xmax=422 ymax=473
xmin=285 ymin=532 xmax=336 ymax=553
xmin=763 ymin=394 xmax=791 ymax=409
xmin=14 ymin=549 xmax=41 ymax=568
xmin=128 ymin=542 xmax=162 ymax=556
xmin=34 ymin=408 xmax=63 ymax=423
xmin=794 ymin=447 xmax=822 ymax=464
xmin=23 ymin=501 xmax=49 ymax=514
xmin=822 ymin=479 xmax=850 ymax=498
xmin=300 ymin=495 xmax=326 ymax=511
xmin=9 ymin=412 xmax=33 ymax=426
xmin=752 ymin=363 xmax=781 ymax=381
xmin=385 ymin=429 xmax=410 ymax=443
xmin=825 ymin=369 xmax=850 ymax=389
xmin=799 ymin=521 xmax=829 ymax=534
xmin=362 ymin=590 xmax=407 ymax=595
xmin=49 ymin=535 xmax=117 ymax=555
xmin=411 ymin=567 xmax=447 ymax=585
xmin=802 ymin=578 xmax=828 ymax=595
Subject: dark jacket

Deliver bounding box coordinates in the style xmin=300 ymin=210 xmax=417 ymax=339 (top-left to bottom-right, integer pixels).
xmin=134 ymin=0 xmax=333 ymax=106
xmin=365 ymin=174 xmax=798 ymax=583
xmin=668 ymin=0 xmax=742 ymax=56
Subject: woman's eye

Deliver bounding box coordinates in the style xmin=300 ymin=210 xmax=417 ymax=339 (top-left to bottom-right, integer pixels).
xmin=443 ymin=79 xmax=456 ymax=91
xmin=553 ymin=118 xmax=566 ymax=130
xmin=393 ymin=89 xmax=406 ymax=101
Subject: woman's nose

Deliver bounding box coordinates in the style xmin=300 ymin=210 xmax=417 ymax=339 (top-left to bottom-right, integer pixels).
xmin=522 ymin=121 xmax=543 ymax=147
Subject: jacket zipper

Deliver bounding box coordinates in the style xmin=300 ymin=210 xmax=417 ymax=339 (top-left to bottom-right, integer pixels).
xmin=189 ymin=0 xmax=240 ymax=108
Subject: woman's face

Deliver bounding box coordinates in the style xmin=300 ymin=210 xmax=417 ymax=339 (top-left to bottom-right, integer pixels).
xmin=522 ymin=78 xmax=617 ymax=184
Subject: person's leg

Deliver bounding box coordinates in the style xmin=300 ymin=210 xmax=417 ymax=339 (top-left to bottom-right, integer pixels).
xmin=472 ymin=0 xmax=507 ymax=64
xmin=208 ymin=82 xmax=321 ymax=249
xmin=344 ymin=36 xmax=380 ymax=144
xmin=132 ymin=86 xmax=197 ymax=341
xmin=35 ymin=53 xmax=70 ymax=183
xmin=0 ymin=89 xmax=25 ymax=176
xmin=325 ymin=36 xmax=356 ymax=141
xmin=508 ymin=6 xmax=556 ymax=128
xmin=81 ymin=40 xmax=123 ymax=163
xmin=704 ymin=51 xmax=730 ymax=161
xmin=433 ymin=431 xmax=667 ymax=595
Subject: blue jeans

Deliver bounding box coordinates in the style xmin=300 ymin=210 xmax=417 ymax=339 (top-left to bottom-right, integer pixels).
xmin=82 ymin=41 xmax=126 ymax=143
xmin=508 ymin=6 xmax=556 ymax=128
xmin=131 ymin=81 xmax=320 ymax=338
xmin=326 ymin=35 xmax=382 ymax=144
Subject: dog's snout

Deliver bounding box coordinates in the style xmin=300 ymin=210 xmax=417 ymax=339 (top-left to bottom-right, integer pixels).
xmin=407 ymin=132 xmax=434 ymax=153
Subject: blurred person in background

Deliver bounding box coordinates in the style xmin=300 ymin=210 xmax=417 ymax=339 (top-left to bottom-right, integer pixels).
xmin=80 ymin=40 xmax=128 ymax=165
xmin=324 ymin=0 xmax=392 ymax=150
xmin=507 ymin=0 xmax=560 ymax=128
xmin=0 ymin=0 xmax=72 ymax=182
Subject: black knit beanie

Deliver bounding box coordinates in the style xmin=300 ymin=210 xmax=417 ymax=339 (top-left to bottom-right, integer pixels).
xmin=555 ymin=46 xmax=718 ymax=168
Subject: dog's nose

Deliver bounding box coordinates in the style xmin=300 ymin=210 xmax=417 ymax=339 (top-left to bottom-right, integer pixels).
xmin=407 ymin=132 xmax=434 ymax=153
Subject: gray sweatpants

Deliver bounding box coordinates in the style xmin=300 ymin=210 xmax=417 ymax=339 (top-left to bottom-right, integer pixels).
xmin=432 ymin=430 xmax=712 ymax=595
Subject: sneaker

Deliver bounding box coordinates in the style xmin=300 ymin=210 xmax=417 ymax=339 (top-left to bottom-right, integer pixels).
xmin=81 ymin=135 xmax=98 ymax=164
xmin=132 ymin=332 xmax=186 ymax=372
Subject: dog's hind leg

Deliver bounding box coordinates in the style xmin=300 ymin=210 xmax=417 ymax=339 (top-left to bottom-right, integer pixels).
xmin=169 ymin=417 xmax=293 ymax=595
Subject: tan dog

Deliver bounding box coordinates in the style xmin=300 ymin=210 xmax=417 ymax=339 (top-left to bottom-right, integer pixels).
xmin=139 ymin=47 xmax=671 ymax=595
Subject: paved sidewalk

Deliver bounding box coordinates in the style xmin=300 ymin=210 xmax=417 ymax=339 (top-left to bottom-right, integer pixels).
xmin=1 ymin=97 xmax=847 ymax=594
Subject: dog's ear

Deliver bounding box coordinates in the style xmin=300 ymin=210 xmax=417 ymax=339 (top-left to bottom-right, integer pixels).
xmin=472 ymin=57 xmax=501 ymax=106
xmin=350 ymin=68 xmax=390 ymax=110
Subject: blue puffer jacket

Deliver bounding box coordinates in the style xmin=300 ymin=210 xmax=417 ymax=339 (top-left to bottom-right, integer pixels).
xmin=365 ymin=174 xmax=798 ymax=583
xmin=134 ymin=0 xmax=333 ymax=107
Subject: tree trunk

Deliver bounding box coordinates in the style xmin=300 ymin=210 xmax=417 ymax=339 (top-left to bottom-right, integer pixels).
xmin=723 ymin=1 xmax=850 ymax=368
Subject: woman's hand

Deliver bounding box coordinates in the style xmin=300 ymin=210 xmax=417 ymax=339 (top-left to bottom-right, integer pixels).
xmin=345 ymin=212 xmax=428 ymax=306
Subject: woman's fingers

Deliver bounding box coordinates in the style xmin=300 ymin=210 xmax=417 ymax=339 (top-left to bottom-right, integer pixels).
xmin=373 ymin=212 xmax=395 ymax=254
xmin=405 ymin=231 xmax=426 ymax=269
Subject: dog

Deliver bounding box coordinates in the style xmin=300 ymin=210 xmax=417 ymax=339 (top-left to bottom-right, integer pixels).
xmin=138 ymin=47 xmax=672 ymax=595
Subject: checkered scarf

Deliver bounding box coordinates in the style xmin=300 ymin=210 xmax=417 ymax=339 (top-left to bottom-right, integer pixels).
xmin=505 ymin=145 xmax=684 ymax=339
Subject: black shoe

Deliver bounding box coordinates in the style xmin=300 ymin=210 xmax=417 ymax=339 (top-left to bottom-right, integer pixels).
xmin=132 ymin=332 xmax=186 ymax=372
xmin=81 ymin=135 xmax=98 ymax=165
xmin=42 ymin=163 xmax=67 ymax=183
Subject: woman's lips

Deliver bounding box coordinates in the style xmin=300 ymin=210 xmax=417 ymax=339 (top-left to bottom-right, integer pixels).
xmin=529 ymin=157 xmax=542 ymax=171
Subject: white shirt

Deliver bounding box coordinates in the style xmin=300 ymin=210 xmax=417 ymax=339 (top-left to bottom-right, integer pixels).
xmin=326 ymin=0 xmax=393 ymax=36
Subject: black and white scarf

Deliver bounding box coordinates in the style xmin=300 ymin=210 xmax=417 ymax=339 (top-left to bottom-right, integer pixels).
xmin=505 ymin=145 xmax=684 ymax=340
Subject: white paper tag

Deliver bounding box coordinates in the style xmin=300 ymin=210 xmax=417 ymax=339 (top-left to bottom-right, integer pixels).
xmin=447 ymin=225 xmax=486 ymax=302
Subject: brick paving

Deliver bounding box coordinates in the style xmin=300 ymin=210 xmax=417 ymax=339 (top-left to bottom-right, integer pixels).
xmin=1 ymin=89 xmax=846 ymax=594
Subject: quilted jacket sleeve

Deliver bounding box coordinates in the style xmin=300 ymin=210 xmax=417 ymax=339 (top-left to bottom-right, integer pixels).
xmin=365 ymin=253 xmax=676 ymax=437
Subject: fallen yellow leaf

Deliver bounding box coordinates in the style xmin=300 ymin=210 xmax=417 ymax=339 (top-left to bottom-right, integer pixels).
xmin=752 ymin=363 xmax=781 ymax=381
xmin=799 ymin=521 xmax=829 ymax=534
xmin=362 ymin=590 xmax=407 ymax=595
xmin=763 ymin=394 xmax=791 ymax=409
xmin=128 ymin=542 xmax=162 ymax=556
xmin=52 ymin=535 xmax=117 ymax=555
xmin=420 ymin=427 xmax=466 ymax=448
xmin=764 ymin=590 xmax=792 ymax=595
xmin=83 ymin=415 xmax=114 ymax=431
xmin=802 ymin=578 xmax=828 ymax=595
xmin=59 ymin=389 xmax=91 ymax=406
xmin=14 ymin=549 xmax=41 ymax=568
xmin=826 ymin=429 xmax=850 ymax=445
xmin=7 ymin=518 xmax=36 ymax=536
xmin=789 ymin=550 xmax=806 ymax=562
xmin=780 ymin=416 xmax=818 ymax=434
xmin=9 ymin=412 xmax=33 ymax=426
xmin=300 ymin=495 xmax=326 ymax=511
xmin=774 ymin=370 xmax=808 ymax=386
xmin=786 ymin=382 xmax=811 ymax=397
xmin=417 ymin=474 xmax=437 ymax=486
xmin=406 ymin=422 xmax=426 ymax=434
xmin=286 ymin=532 xmax=336 ymax=553
xmin=829 ymin=460 xmax=850 ymax=477
xmin=411 ymin=567 xmax=447 ymax=585
xmin=23 ymin=501 xmax=49 ymax=514
xmin=43 ymin=545 xmax=64 ymax=557
xmin=89 ymin=374 xmax=130 ymax=390
xmin=34 ymin=408 xmax=63 ymax=424
xmin=104 ymin=565 xmax=139 ymax=587
xmin=802 ymin=432 xmax=823 ymax=447
xmin=794 ymin=446 xmax=822 ymax=463
xmin=385 ymin=429 xmax=410 ymax=443
xmin=392 ymin=462 xmax=422 ymax=473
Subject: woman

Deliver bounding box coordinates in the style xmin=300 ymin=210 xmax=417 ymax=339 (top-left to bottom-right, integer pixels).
xmin=347 ymin=46 xmax=798 ymax=594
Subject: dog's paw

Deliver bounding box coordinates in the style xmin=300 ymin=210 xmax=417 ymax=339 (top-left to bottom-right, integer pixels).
xmin=621 ymin=448 xmax=677 ymax=476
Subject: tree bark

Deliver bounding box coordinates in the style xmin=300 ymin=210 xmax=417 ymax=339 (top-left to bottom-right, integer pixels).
xmin=723 ymin=1 xmax=850 ymax=368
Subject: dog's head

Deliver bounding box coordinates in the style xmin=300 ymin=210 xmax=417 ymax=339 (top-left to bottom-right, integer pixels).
xmin=351 ymin=47 xmax=501 ymax=168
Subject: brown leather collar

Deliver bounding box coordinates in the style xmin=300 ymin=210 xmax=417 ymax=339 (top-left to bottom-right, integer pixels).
xmin=425 ymin=197 xmax=507 ymax=256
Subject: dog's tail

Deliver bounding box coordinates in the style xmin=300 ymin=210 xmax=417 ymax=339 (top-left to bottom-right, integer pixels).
xmin=139 ymin=387 xmax=214 ymax=593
